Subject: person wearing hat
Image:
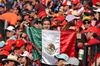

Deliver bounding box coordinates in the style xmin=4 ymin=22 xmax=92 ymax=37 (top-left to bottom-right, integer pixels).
xmin=2 ymin=55 xmax=20 ymax=66
xmin=54 ymin=15 xmax=65 ymax=28
xmin=6 ymin=26 xmax=16 ymax=44
xmin=19 ymin=53 xmax=33 ymax=66
xmin=93 ymin=7 xmax=100 ymax=21
xmin=29 ymin=9 xmax=37 ymax=20
xmin=95 ymin=2 xmax=100 ymax=9
xmin=62 ymin=1 xmax=73 ymax=15
xmin=51 ymin=21 xmax=58 ymax=31
xmin=81 ymin=16 xmax=91 ymax=34
xmin=0 ymin=3 xmax=5 ymax=15
xmin=15 ymin=40 xmax=29 ymax=56
xmin=38 ymin=11 xmax=47 ymax=21
xmin=31 ymin=18 xmax=42 ymax=29
xmin=85 ymin=27 xmax=99 ymax=45
xmin=72 ymin=0 xmax=84 ymax=15
xmin=55 ymin=53 xmax=69 ymax=66
xmin=62 ymin=15 xmax=80 ymax=31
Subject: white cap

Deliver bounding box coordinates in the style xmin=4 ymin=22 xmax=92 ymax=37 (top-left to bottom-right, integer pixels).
xmin=19 ymin=53 xmax=33 ymax=60
xmin=93 ymin=8 xmax=100 ymax=12
xmin=6 ymin=26 xmax=15 ymax=32
xmin=66 ymin=15 xmax=80 ymax=22
xmin=63 ymin=57 xmax=79 ymax=65
xmin=62 ymin=1 xmax=71 ymax=6
xmin=67 ymin=1 xmax=71 ymax=6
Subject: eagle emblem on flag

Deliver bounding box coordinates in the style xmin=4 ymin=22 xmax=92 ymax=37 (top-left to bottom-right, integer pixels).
xmin=45 ymin=43 xmax=57 ymax=55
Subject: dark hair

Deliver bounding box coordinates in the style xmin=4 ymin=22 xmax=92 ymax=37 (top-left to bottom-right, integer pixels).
xmin=42 ymin=17 xmax=51 ymax=25
xmin=62 ymin=20 xmax=76 ymax=31
xmin=35 ymin=0 xmax=40 ymax=3
xmin=26 ymin=57 xmax=32 ymax=66
xmin=93 ymin=33 xmax=98 ymax=38
xmin=86 ymin=1 xmax=93 ymax=7
xmin=31 ymin=18 xmax=41 ymax=27
xmin=25 ymin=1 xmax=32 ymax=6
xmin=17 ymin=13 xmax=24 ymax=22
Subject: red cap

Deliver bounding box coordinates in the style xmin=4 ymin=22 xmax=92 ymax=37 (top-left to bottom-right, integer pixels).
xmin=59 ymin=21 xmax=67 ymax=26
xmin=62 ymin=1 xmax=71 ymax=6
xmin=51 ymin=21 xmax=57 ymax=26
xmin=76 ymin=20 xmax=82 ymax=27
xmin=15 ymin=40 xmax=25 ymax=47
xmin=38 ymin=11 xmax=47 ymax=18
xmin=7 ymin=39 xmax=16 ymax=46
xmin=54 ymin=15 xmax=65 ymax=21
xmin=52 ymin=13 xmax=59 ymax=17
xmin=72 ymin=0 xmax=80 ymax=4
xmin=86 ymin=38 xmax=99 ymax=45
xmin=85 ymin=27 xmax=98 ymax=34
xmin=0 ymin=34 xmax=2 ymax=38
xmin=2 ymin=45 xmax=11 ymax=51
xmin=0 ymin=50 xmax=10 ymax=56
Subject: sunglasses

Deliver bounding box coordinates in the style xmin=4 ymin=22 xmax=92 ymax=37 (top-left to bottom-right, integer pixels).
xmin=83 ymin=21 xmax=91 ymax=24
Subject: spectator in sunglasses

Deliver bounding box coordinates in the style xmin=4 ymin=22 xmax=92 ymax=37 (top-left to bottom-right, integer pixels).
xmin=55 ymin=53 xmax=69 ymax=66
xmin=5 ymin=26 xmax=16 ymax=45
xmin=81 ymin=16 xmax=91 ymax=34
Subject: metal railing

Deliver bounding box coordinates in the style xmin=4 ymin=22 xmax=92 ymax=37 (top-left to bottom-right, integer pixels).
xmin=83 ymin=43 xmax=100 ymax=66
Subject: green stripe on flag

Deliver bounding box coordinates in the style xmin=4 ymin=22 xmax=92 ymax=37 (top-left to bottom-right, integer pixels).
xmin=26 ymin=27 xmax=42 ymax=62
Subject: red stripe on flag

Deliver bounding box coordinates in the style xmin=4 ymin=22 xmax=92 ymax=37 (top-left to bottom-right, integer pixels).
xmin=60 ymin=30 xmax=76 ymax=57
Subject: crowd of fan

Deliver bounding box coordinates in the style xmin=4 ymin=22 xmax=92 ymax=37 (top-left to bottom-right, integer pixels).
xmin=0 ymin=0 xmax=100 ymax=66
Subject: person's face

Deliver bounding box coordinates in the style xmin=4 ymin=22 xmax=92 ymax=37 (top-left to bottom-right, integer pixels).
xmin=18 ymin=57 xmax=22 ymax=62
xmin=26 ymin=4 xmax=32 ymax=11
xmin=18 ymin=15 xmax=22 ymax=21
xmin=20 ymin=57 xmax=26 ymax=64
xmin=6 ymin=31 xmax=14 ymax=38
xmin=11 ymin=46 xmax=15 ymax=51
xmin=33 ymin=23 xmax=40 ymax=28
xmin=20 ymin=45 xmax=25 ymax=51
xmin=57 ymin=59 xmax=66 ymax=66
xmin=16 ymin=29 xmax=23 ymax=35
xmin=83 ymin=21 xmax=91 ymax=29
xmin=0 ymin=7 xmax=4 ymax=12
xmin=7 ymin=61 xmax=15 ymax=66
xmin=24 ymin=15 xmax=29 ymax=20
xmin=64 ymin=5 xmax=69 ymax=10
xmin=94 ymin=12 xmax=99 ymax=20
xmin=83 ymin=1 xmax=88 ymax=9
xmin=86 ymin=32 xmax=93 ymax=39
xmin=30 ymin=12 xmax=35 ymax=17
xmin=74 ymin=3 xmax=81 ymax=9
xmin=43 ymin=21 xmax=50 ymax=30
xmin=13 ymin=7 xmax=19 ymax=14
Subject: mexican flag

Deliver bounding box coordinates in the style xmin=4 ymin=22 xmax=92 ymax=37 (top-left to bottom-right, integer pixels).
xmin=26 ymin=27 xmax=76 ymax=65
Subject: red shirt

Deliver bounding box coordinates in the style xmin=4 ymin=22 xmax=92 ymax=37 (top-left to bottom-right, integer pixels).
xmin=35 ymin=3 xmax=45 ymax=14
xmin=86 ymin=38 xmax=99 ymax=45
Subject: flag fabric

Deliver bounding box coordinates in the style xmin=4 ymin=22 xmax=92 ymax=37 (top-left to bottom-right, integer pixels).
xmin=26 ymin=27 xmax=76 ymax=65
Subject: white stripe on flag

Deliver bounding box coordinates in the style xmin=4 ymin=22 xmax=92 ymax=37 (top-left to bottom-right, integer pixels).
xmin=42 ymin=30 xmax=60 ymax=65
